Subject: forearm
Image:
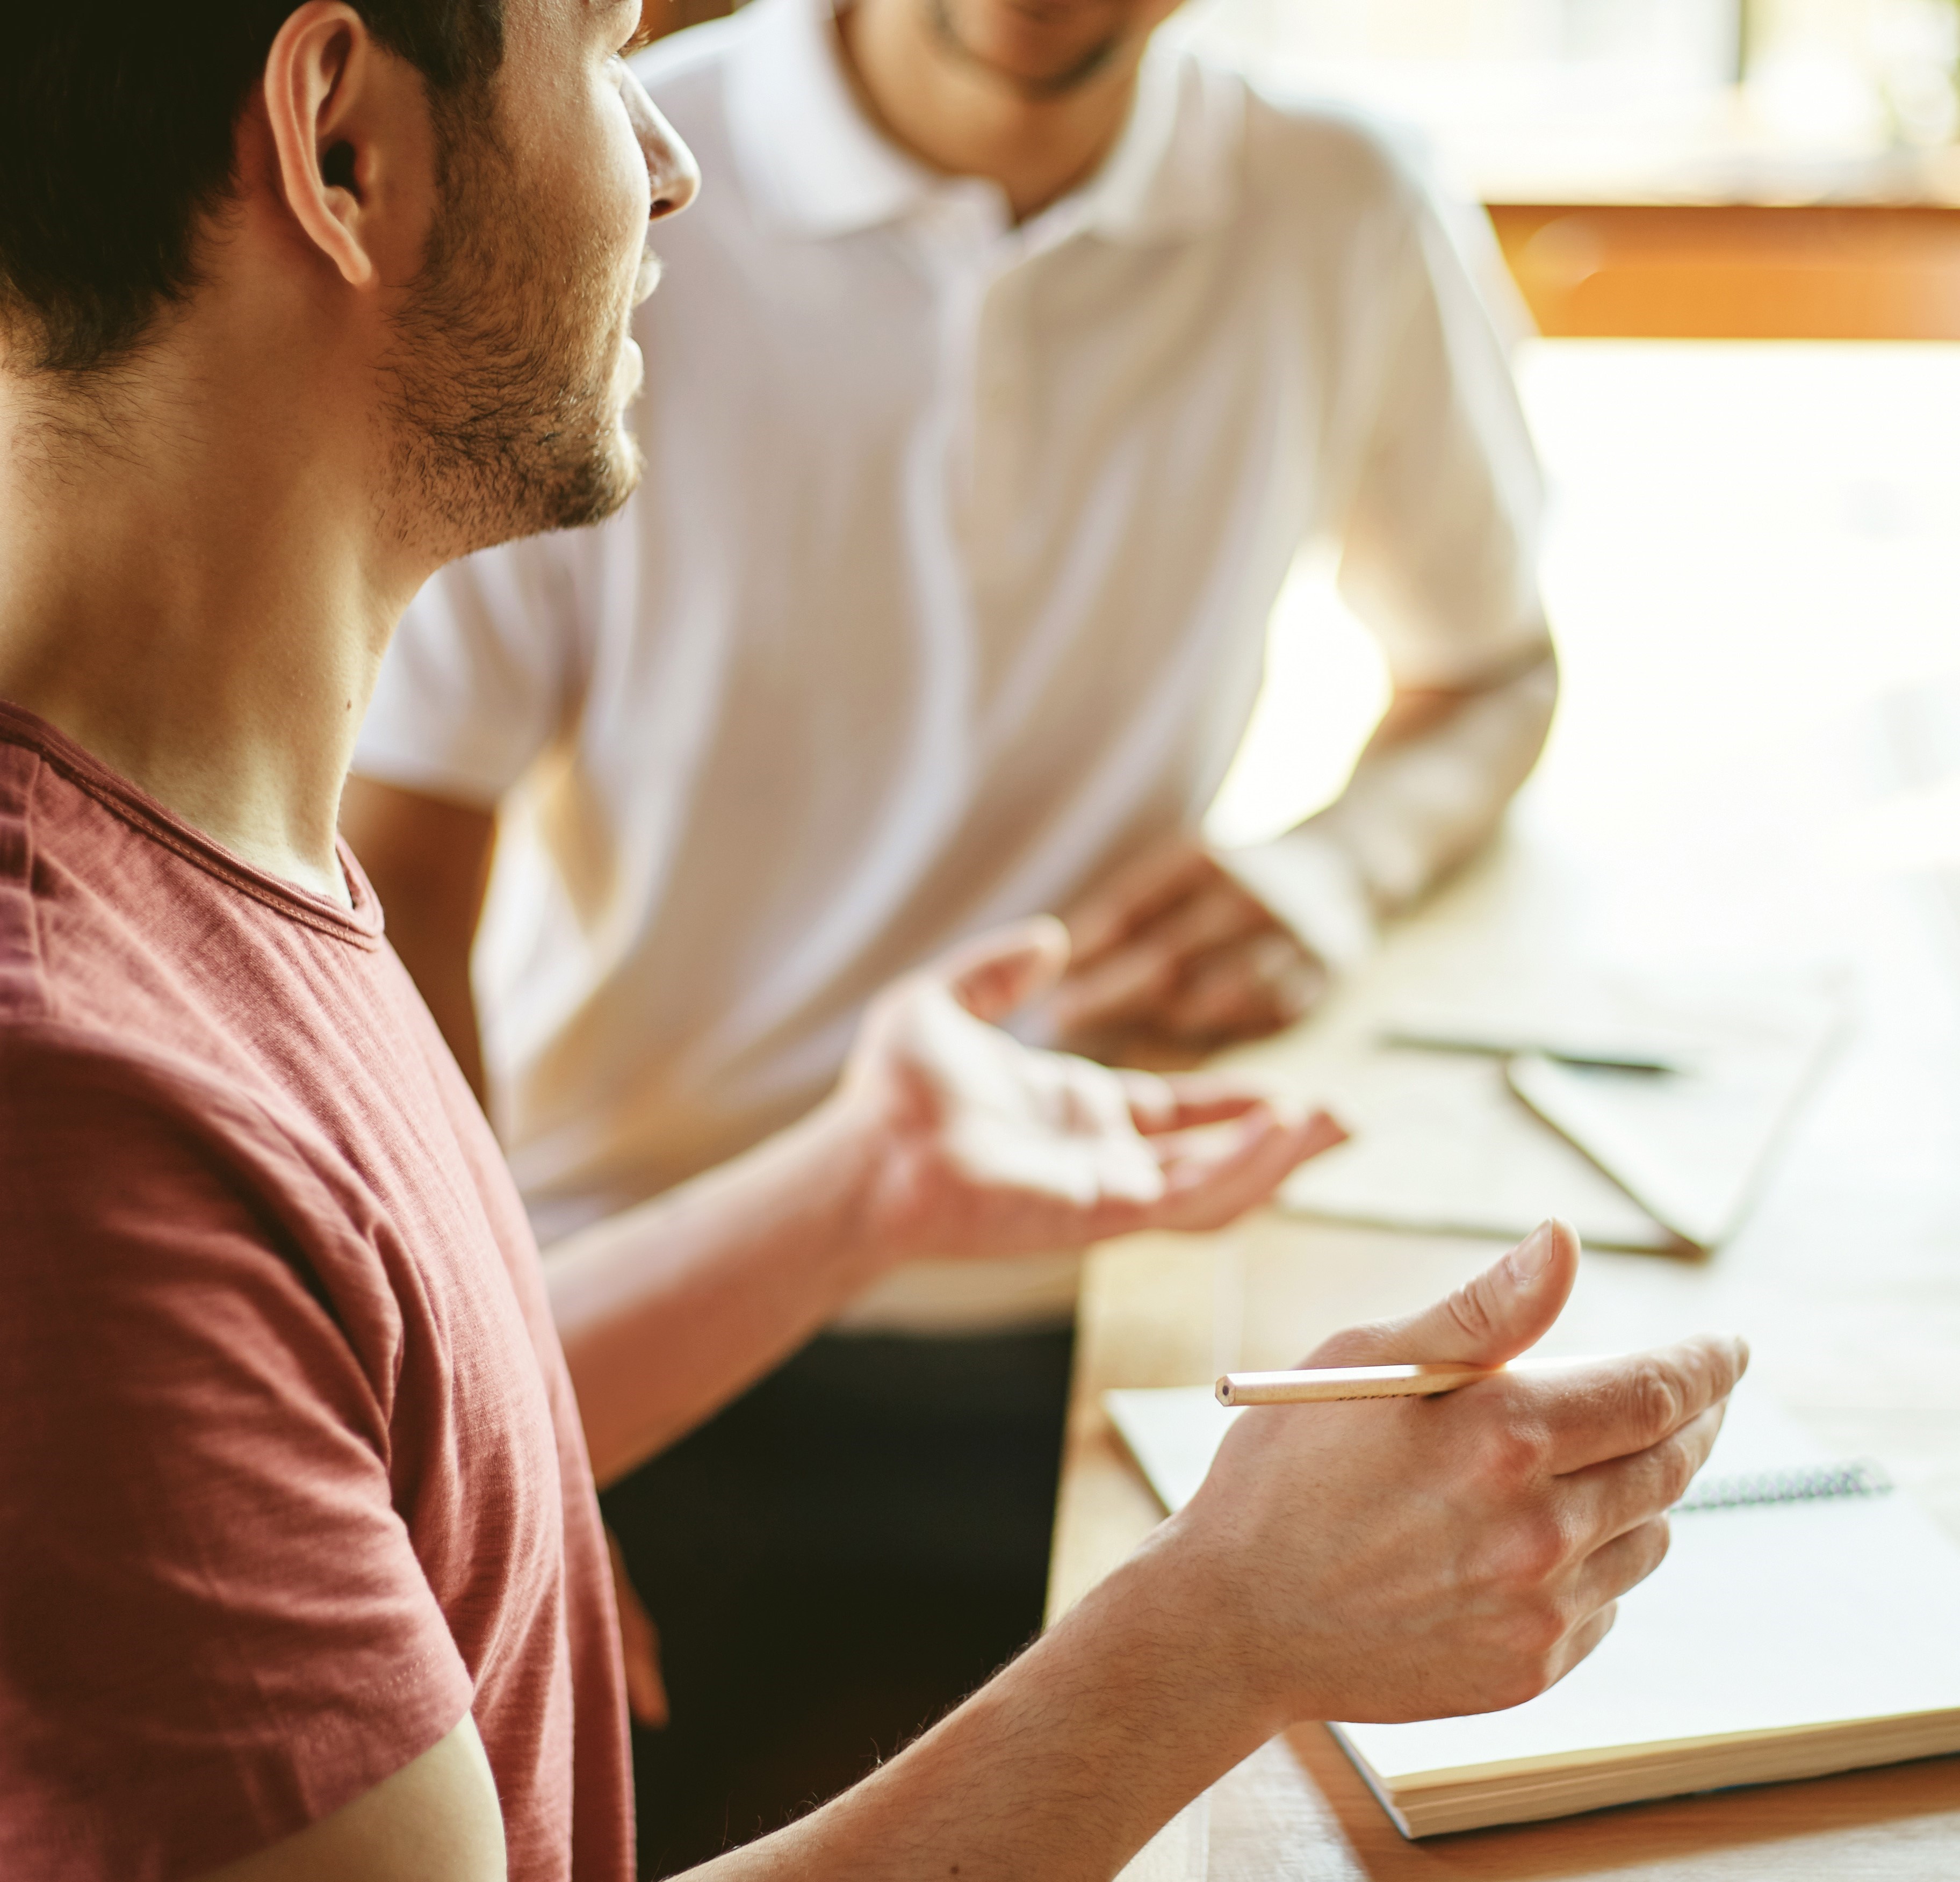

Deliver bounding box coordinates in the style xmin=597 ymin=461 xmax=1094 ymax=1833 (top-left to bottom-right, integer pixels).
xmin=686 ymin=1523 xmax=1270 ymax=1881
xmin=1216 ymin=652 xmax=1554 ymax=979
xmin=545 ymin=1097 xmax=888 ymax=1484
xmin=547 ymin=922 xmax=1332 ymax=1484
xmin=1305 ymin=650 xmax=1556 ymax=918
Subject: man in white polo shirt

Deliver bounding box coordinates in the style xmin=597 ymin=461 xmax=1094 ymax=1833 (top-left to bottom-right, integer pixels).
xmin=344 ymin=0 xmax=1554 ymax=1861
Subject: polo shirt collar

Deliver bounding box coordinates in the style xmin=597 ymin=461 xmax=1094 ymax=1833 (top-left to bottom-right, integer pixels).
xmin=725 ymin=0 xmax=934 ymax=237
xmin=724 ymin=0 xmax=1242 ymax=247
xmin=1078 ymin=37 xmax=1243 ymax=246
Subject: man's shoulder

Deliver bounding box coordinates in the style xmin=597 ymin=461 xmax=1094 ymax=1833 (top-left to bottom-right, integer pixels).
xmin=0 ymin=734 xmax=51 ymax=1024
xmin=1194 ymin=55 xmax=1432 ymax=235
xmin=0 ymin=1017 xmax=320 ymax=1213
xmin=0 ymin=1018 xmax=355 ymax=1350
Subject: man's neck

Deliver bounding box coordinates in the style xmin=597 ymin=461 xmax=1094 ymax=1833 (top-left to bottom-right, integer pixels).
xmin=835 ymin=0 xmax=1152 ymax=223
xmin=0 ymin=336 xmax=419 ymax=910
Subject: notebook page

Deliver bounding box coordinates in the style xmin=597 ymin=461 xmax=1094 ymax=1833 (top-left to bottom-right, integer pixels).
xmin=1105 ymin=1385 xmax=1960 ymax=1780
xmin=1105 ymin=1386 xmax=1240 ymax=1513
xmin=1337 ymin=1393 xmax=1960 ymax=1782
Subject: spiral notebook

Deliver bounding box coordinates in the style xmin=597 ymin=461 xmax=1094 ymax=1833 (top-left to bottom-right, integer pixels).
xmin=1104 ymin=1385 xmax=1960 ymax=1835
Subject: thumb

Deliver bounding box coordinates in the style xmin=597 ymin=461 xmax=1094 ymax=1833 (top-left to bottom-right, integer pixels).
xmin=934 ymin=916 xmax=1072 ymax=1025
xmin=1307 ymin=1219 xmax=1580 ymax=1369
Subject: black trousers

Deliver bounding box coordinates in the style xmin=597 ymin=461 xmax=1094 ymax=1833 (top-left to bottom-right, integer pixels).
xmin=601 ymin=1325 xmax=1075 ymax=1878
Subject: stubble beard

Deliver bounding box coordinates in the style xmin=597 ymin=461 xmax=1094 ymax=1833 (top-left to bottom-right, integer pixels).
xmin=378 ymin=106 xmax=644 ymax=563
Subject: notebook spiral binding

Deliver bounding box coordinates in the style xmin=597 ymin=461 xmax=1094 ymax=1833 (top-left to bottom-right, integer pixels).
xmin=1674 ymin=1458 xmax=1893 ymax=1513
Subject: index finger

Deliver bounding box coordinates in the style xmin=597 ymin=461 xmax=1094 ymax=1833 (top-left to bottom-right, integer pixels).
xmin=1147 ymin=1105 xmax=1346 ymax=1230
xmin=1560 ymin=1399 xmax=1729 ymax=1555
xmin=1123 ymin=1070 xmax=1344 ymax=1138
xmin=1124 ymin=1073 xmax=1273 ymax=1133
xmin=1512 ymin=1334 xmax=1750 ymax=1476
xmin=1083 ymin=1103 xmax=1339 ymax=1241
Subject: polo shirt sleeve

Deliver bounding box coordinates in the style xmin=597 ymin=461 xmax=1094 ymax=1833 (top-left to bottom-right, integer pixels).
xmin=0 ymin=1039 xmax=474 ymax=1882
xmin=1333 ymin=159 xmax=1551 ymax=690
xmin=356 ymin=530 xmax=591 ymax=809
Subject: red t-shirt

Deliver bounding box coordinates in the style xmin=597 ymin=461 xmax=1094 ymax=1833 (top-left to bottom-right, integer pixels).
xmin=0 ymin=703 xmax=632 ymax=1881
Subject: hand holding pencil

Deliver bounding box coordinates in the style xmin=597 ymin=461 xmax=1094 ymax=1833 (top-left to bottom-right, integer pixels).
xmin=1169 ymin=1218 xmax=1749 ymax=1730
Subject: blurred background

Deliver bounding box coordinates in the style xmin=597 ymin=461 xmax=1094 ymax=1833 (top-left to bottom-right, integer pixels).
xmin=632 ymin=0 xmax=1960 ymax=967
xmin=639 ymin=0 xmax=1960 ymax=334
xmin=610 ymin=8 xmax=1960 ymax=1862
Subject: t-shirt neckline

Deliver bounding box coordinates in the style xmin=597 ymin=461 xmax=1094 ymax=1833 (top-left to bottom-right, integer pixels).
xmin=0 ymin=697 xmax=385 ymax=947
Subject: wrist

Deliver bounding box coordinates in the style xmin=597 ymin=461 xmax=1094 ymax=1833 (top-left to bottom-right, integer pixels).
xmin=778 ymin=1087 xmax=914 ymax=1289
xmin=1144 ymin=1503 xmax=1300 ymax=1746
xmin=1047 ymin=1512 xmax=1292 ymax=1791
xmin=1218 ymin=827 xmax=1378 ymax=978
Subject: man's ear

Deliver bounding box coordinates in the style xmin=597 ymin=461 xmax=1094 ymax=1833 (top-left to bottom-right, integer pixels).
xmin=261 ymin=2 xmax=434 ymax=291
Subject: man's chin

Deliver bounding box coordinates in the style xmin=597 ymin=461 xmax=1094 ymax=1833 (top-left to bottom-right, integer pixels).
xmin=539 ymin=426 xmax=644 ymax=537
xmin=429 ymin=426 xmax=643 ymax=561
xmin=591 ymin=425 xmax=646 ymax=523
xmin=931 ymin=0 xmax=1125 ymax=96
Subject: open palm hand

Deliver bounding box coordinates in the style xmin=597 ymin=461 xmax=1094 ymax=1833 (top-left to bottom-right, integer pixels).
xmin=839 ymin=919 xmax=1345 ymax=1264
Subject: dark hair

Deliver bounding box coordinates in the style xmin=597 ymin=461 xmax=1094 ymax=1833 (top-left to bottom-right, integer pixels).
xmin=0 ymin=2 xmax=505 ymax=377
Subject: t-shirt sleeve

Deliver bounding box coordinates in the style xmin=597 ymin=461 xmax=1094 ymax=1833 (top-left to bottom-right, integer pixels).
xmin=355 ymin=531 xmax=591 ymax=808
xmin=0 ymin=1042 xmax=475 ymax=1882
xmin=1332 ymin=150 xmax=1551 ymax=689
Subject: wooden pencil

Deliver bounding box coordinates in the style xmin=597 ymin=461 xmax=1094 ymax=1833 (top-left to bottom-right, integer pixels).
xmin=1215 ymin=1362 xmax=1503 ymax=1406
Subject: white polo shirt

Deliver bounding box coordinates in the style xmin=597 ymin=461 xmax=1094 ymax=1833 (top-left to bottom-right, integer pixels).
xmin=355 ymin=0 xmax=1546 ymax=1331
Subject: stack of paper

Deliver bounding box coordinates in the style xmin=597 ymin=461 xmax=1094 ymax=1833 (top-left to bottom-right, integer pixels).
xmin=1275 ymin=1050 xmax=1678 ymax=1251
xmin=1104 ymin=1385 xmax=1960 ymax=1836
xmin=1280 ymin=969 xmax=1844 ymax=1251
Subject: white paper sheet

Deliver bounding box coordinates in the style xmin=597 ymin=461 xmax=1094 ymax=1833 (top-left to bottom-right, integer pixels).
xmin=1281 ymin=970 xmax=1845 ymax=1252
xmin=1277 ymin=1049 xmax=1677 ymax=1250
xmin=1340 ymin=1394 xmax=1960 ymax=1782
xmin=1507 ymin=978 xmax=1842 ymax=1248
xmin=1104 ymin=1383 xmax=1960 ymax=1804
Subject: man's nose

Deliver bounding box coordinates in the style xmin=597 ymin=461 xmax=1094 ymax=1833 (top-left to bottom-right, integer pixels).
xmin=625 ymin=73 xmax=700 ymax=221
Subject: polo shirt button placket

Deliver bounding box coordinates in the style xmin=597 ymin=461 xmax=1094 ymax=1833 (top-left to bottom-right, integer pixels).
xmin=969 ymin=262 xmax=1028 ymax=574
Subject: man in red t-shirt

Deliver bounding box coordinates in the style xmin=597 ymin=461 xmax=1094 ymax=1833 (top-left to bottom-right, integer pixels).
xmin=0 ymin=5 xmax=1747 ymax=1879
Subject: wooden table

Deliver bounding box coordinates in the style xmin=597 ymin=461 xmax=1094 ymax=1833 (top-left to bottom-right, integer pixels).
xmin=1048 ymin=842 xmax=1960 ymax=1878
xmin=1047 ymin=345 xmax=1960 ymax=1877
